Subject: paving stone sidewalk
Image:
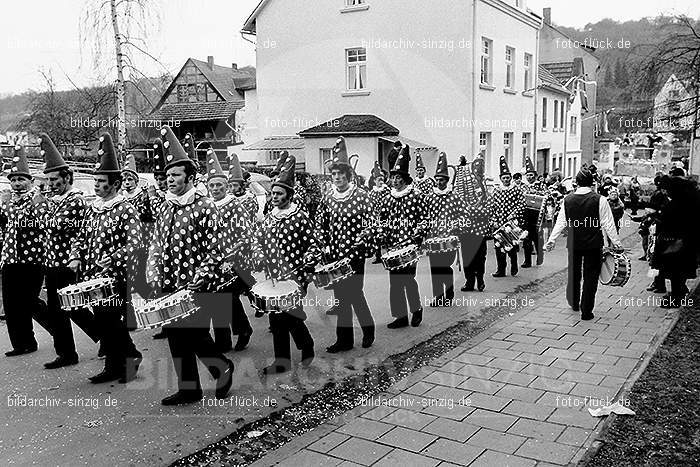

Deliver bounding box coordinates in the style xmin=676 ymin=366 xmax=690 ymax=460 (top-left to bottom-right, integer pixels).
xmin=252 ymin=244 xmax=695 ymax=467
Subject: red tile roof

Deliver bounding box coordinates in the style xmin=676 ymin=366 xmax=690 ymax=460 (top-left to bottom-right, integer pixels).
xmin=538 ymin=65 xmax=570 ymax=94
xmin=298 ymin=114 xmax=400 ymax=137
xmin=150 ymin=101 xmax=245 ymax=122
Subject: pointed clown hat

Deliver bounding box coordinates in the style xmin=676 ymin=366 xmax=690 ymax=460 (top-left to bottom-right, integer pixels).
xmin=94 ymin=133 xmax=121 ymax=174
xmin=40 ymin=133 xmax=69 ymax=174
xmin=371 ymin=161 xmax=383 ymax=179
xmin=160 ymin=126 xmax=192 ymax=171
xmin=499 ymin=155 xmax=511 ymax=177
xmin=390 ymin=143 xmax=411 ymax=176
xmin=329 ymin=136 xmax=352 ymax=170
xmin=434 ymin=152 xmax=450 ymax=179
xmin=415 ymin=151 xmax=426 ymax=171
xmin=205 ymin=147 xmax=227 ymax=181
xmin=152 ymin=138 xmax=165 ymax=174
xmin=524 ymin=156 xmax=536 ymax=175
xmin=272 ymin=150 xmax=289 ymax=175
xmin=227 ymin=152 xmax=244 ymax=183
xmin=8 ymin=143 xmax=32 ymax=179
xmin=272 ymin=154 xmax=296 ymax=192
xmin=182 ymin=133 xmax=198 ymax=165
xmin=122 ymin=152 xmax=138 ymax=179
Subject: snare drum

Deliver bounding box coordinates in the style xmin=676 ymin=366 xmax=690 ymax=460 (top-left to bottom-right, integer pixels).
xmin=423 ymin=235 xmax=460 ymax=254
xmin=249 ymin=280 xmax=301 ymax=315
xmin=58 ymin=277 xmax=117 ymax=310
xmin=314 ymin=258 xmax=353 ymax=289
xmin=524 ymin=193 xmax=547 ymax=232
xmin=493 ymin=221 xmax=527 ymax=252
xmin=135 ymin=289 xmax=199 ymax=330
xmin=381 ymin=244 xmax=421 ymax=271
xmin=599 ymin=250 xmax=631 ymax=287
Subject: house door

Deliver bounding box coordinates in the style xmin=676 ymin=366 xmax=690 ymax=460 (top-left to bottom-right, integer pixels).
xmin=537 ymin=149 xmax=549 ymax=174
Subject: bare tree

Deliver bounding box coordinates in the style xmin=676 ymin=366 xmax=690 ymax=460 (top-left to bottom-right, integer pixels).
xmin=80 ymin=0 xmax=168 ymax=156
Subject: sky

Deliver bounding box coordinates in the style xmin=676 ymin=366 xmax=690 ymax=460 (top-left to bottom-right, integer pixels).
xmin=1 ymin=0 xmax=698 ymax=95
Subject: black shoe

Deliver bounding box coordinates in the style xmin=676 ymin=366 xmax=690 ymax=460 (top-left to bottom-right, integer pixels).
xmin=97 ymin=345 xmax=106 ymax=359
xmin=461 ymin=283 xmax=475 ymax=292
xmin=263 ymin=362 xmax=290 ymax=375
xmin=301 ymin=347 xmax=315 ymax=367
xmin=638 ymin=256 xmax=647 ymax=261
xmin=570 ymin=304 xmax=580 ymax=312
xmin=234 ymin=331 xmax=252 ymax=351
xmin=325 ymin=306 xmax=340 ymax=316
xmin=511 ymin=265 xmax=519 ymax=276
xmin=387 ymin=317 xmax=409 ymax=329
xmin=89 ymin=369 xmax=121 ymax=384
xmin=521 ymin=262 xmax=532 ymax=269
xmin=44 ymin=355 xmax=79 ymax=369
xmin=654 ymin=288 xmax=668 ymax=294
xmin=119 ymin=356 xmax=143 ymax=384
xmin=477 ymin=276 xmax=486 ymax=292
xmin=371 ymin=258 xmax=382 ymax=264
xmin=492 ymin=272 xmax=506 ymax=278
xmin=161 ymin=391 xmax=203 ymax=406
xmin=5 ymin=345 xmax=37 ymax=357
xmin=581 ymin=313 xmax=595 ymax=321
xmin=646 ymin=284 xmax=658 ymax=292
xmin=362 ymin=334 xmax=375 ymax=349
xmin=411 ymin=308 xmax=423 ymax=327
xmin=153 ymin=330 xmax=167 ymax=340
xmin=326 ymin=343 xmax=353 ymax=353
xmin=536 ymin=257 xmax=544 ymax=266
xmin=215 ymin=360 xmax=234 ymax=398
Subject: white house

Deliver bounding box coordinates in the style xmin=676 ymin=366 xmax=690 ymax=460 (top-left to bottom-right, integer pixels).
xmin=240 ymin=0 xmax=541 ymax=179
xmin=653 ymin=74 xmax=696 ymax=132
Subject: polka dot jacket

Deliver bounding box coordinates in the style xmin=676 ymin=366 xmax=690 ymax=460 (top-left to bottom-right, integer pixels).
xmin=124 ymin=190 xmax=156 ymax=247
xmin=0 ymin=190 xmax=48 ymax=267
xmin=377 ymin=187 xmax=429 ymax=249
xmin=214 ymin=196 xmax=255 ymax=287
xmin=69 ymin=197 xmax=141 ymax=286
xmin=43 ymin=190 xmax=88 ymax=269
xmin=415 ymin=177 xmax=436 ymax=195
xmin=147 ymin=194 xmax=222 ymax=293
xmin=490 ymin=185 xmax=525 ymax=230
xmin=234 ymin=191 xmax=259 ymax=224
xmin=425 ymin=188 xmax=467 ymax=239
xmin=315 ymin=185 xmax=372 ymax=264
xmin=255 ymin=204 xmax=321 ymax=287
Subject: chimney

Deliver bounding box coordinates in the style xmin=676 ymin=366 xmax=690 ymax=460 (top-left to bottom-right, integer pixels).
xmin=543 ymin=7 xmax=551 ymax=25
xmin=207 ymin=55 xmax=214 ymax=70
xmin=232 ymin=63 xmax=238 ymax=70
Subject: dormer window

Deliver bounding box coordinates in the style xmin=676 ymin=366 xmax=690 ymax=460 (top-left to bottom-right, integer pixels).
xmin=342 ymin=0 xmax=369 ymax=13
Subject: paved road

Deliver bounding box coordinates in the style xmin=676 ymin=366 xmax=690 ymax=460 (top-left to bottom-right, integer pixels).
xmin=1 ymin=233 xmax=579 ymax=466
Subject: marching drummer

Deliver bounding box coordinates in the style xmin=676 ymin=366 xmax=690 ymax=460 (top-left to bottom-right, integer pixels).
xmin=205 ymin=148 xmax=254 ymax=353
xmin=368 ymin=163 xmax=389 ymax=264
xmin=69 ymin=133 xmax=143 ymax=384
xmin=414 ymin=152 xmax=435 ymax=195
xmin=39 ymin=134 xmax=101 ymax=368
xmin=521 ymin=156 xmax=546 ymax=269
xmin=228 ymin=153 xmax=258 ymax=223
xmin=545 ymin=168 xmax=622 ymax=321
xmin=148 ymin=137 xmax=170 ymax=340
xmin=425 ymin=152 xmax=466 ymax=307
xmin=147 ymin=126 xmax=234 ymax=405
xmin=315 ymin=137 xmax=375 ymax=353
xmin=377 ymin=144 xmax=428 ymax=329
xmin=1 ymin=143 xmax=50 ymax=358
xmin=253 ymin=154 xmax=319 ymax=375
xmin=491 ymin=156 xmax=525 ymax=278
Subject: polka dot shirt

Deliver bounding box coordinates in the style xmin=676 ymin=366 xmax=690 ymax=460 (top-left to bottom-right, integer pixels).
xmin=315 ymin=185 xmax=372 ymax=264
xmin=1 ymin=191 xmax=47 ymax=267
xmin=378 ymin=187 xmax=429 ymax=249
xmin=425 ymin=189 xmax=466 ymax=238
xmin=44 ymin=191 xmax=88 ymax=268
xmin=415 ymin=177 xmax=436 ymax=195
xmin=490 ymin=185 xmax=525 ymax=230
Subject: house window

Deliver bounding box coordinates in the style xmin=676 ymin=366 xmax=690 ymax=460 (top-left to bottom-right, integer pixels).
xmin=345 ymin=0 xmax=365 ymax=5
xmin=542 ymin=98 xmax=548 ymax=128
xmin=269 ymin=150 xmax=284 ymax=162
xmin=504 ymin=132 xmax=513 ymax=166
xmin=570 ymin=116 xmax=577 ymax=135
xmin=522 ymin=132 xmax=531 ymax=162
xmin=346 ymin=48 xmax=367 ymax=91
xmin=553 ymin=100 xmax=559 ymax=129
xmin=320 ymin=148 xmax=333 ymax=174
xmin=523 ymin=53 xmax=532 ymax=90
xmin=481 ymin=38 xmax=492 ymax=85
xmin=560 ymin=101 xmax=565 ymax=129
xmin=479 ymin=132 xmax=492 ymax=171
xmin=505 ymin=47 xmax=514 ymax=89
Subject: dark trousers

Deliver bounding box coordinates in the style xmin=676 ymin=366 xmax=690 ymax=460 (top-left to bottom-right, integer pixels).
xmin=40 ymin=266 xmax=100 ymax=358
xmin=495 ymin=246 xmax=519 ymax=273
xmin=333 ymin=259 xmax=374 ymax=346
xmin=567 ymin=248 xmax=603 ymax=316
xmin=522 ymin=226 xmax=544 ymax=265
xmin=93 ymin=284 xmax=140 ymax=372
xmin=388 ymin=263 xmax=421 ymax=319
xmin=428 ymin=251 xmax=456 ymax=299
xmin=2 ymin=263 xmax=48 ymax=351
xmin=460 ymin=233 xmax=487 ymax=283
xmin=268 ymin=309 xmax=314 ymax=365
xmin=203 ymin=290 xmax=252 ymax=352
xmin=166 ymin=302 xmax=230 ymax=394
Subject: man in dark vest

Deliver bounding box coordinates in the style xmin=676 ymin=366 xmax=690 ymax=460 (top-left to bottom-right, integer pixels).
xmin=544 ymin=168 xmax=622 ymax=320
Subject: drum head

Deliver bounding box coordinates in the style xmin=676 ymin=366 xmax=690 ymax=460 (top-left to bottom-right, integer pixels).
xmin=252 ymin=280 xmax=298 ymax=298
xmin=389 ymin=245 xmax=416 ymax=257
xmin=599 ymin=253 xmax=615 ymax=283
